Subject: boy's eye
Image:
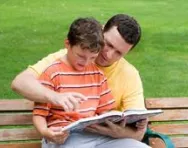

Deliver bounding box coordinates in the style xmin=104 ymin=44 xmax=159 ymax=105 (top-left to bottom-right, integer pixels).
xmin=77 ymin=55 xmax=84 ymax=58
xmin=91 ymin=57 xmax=96 ymax=60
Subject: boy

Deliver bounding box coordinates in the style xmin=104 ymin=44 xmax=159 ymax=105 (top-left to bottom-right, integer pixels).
xmin=33 ymin=17 xmax=116 ymax=147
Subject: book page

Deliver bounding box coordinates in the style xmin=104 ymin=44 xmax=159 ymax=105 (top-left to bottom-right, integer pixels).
xmin=62 ymin=110 xmax=123 ymax=132
xmin=61 ymin=109 xmax=162 ymax=132
xmin=123 ymin=109 xmax=162 ymax=124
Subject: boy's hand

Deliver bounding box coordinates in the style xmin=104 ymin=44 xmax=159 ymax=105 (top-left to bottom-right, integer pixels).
xmin=136 ymin=118 xmax=148 ymax=130
xmin=49 ymin=92 xmax=87 ymax=112
xmin=43 ymin=127 xmax=69 ymax=144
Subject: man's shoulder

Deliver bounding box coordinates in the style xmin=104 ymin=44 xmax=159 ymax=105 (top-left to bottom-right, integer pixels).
xmin=118 ymin=58 xmax=139 ymax=74
xmin=59 ymin=48 xmax=67 ymax=54
xmin=42 ymin=60 xmax=63 ymax=75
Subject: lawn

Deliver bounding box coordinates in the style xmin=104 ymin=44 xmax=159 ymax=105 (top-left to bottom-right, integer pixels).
xmin=0 ymin=0 xmax=188 ymax=98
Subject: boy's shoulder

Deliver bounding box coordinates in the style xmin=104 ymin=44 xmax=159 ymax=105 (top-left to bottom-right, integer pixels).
xmin=86 ymin=63 xmax=105 ymax=76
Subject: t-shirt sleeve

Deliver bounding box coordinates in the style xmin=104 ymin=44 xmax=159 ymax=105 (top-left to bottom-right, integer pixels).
xmin=33 ymin=69 xmax=55 ymax=117
xmin=121 ymin=70 xmax=146 ymax=110
xmin=96 ymin=76 xmax=115 ymax=114
xmin=28 ymin=49 xmax=66 ymax=76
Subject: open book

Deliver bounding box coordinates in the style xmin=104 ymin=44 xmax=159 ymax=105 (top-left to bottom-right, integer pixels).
xmin=61 ymin=109 xmax=162 ymax=132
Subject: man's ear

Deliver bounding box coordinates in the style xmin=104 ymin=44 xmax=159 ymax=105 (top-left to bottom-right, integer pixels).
xmin=64 ymin=39 xmax=70 ymax=49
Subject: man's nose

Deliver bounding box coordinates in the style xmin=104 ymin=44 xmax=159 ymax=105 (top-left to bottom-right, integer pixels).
xmin=106 ymin=50 xmax=114 ymax=60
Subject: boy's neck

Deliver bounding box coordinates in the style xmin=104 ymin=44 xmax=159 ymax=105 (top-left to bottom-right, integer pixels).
xmin=60 ymin=54 xmax=71 ymax=66
xmin=60 ymin=54 xmax=83 ymax=71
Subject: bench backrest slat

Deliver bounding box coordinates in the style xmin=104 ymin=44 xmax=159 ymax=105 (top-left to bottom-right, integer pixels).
xmin=146 ymin=98 xmax=188 ymax=109
xmin=0 ymin=142 xmax=41 ymax=148
xmin=171 ymin=137 xmax=188 ymax=148
xmin=149 ymin=109 xmax=188 ymax=121
xmin=0 ymin=113 xmax=32 ymax=125
xmin=149 ymin=124 xmax=188 ymax=135
xmin=0 ymin=99 xmax=33 ymax=111
xmin=0 ymin=128 xmax=41 ymax=141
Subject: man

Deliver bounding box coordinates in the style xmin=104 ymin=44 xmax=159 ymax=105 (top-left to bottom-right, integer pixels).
xmin=12 ymin=14 xmax=150 ymax=146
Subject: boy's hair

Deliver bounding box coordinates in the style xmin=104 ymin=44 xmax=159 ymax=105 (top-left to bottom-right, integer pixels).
xmin=67 ymin=17 xmax=104 ymax=53
xmin=104 ymin=14 xmax=141 ymax=49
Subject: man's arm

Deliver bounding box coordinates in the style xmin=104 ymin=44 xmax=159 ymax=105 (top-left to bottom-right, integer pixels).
xmin=86 ymin=66 xmax=147 ymax=141
xmin=11 ymin=68 xmax=55 ymax=103
xmin=11 ymin=49 xmax=86 ymax=110
xmin=121 ymin=67 xmax=147 ymax=140
xmin=86 ymin=119 xmax=146 ymax=141
xmin=11 ymin=68 xmax=87 ymax=111
xmin=11 ymin=50 xmax=65 ymax=103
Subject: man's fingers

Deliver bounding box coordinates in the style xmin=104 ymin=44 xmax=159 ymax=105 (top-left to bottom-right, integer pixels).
xmin=68 ymin=96 xmax=79 ymax=111
xmin=105 ymin=120 xmax=117 ymax=129
xmin=85 ymin=127 xmax=98 ymax=133
xmin=64 ymin=99 xmax=74 ymax=111
xmin=72 ymin=92 xmax=87 ymax=101
xmin=136 ymin=119 xmax=148 ymax=130
xmin=120 ymin=118 xmax=126 ymax=127
xmin=61 ymin=102 xmax=69 ymax=112
xmin=85 ymin=125 xmax=109 ymax=135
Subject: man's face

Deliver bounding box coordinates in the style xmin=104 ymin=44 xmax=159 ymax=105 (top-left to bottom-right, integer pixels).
xmin=95 ymin=26 xmax=133 ymax=67
xmin=66 ymin=41 xmax=99 ymax=71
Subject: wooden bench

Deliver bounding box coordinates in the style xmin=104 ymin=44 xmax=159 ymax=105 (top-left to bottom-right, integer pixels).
xmin=0 ymin=98 xmax=188 ymax=148
xmin=146 ymin=98 xmax=188 ymax=148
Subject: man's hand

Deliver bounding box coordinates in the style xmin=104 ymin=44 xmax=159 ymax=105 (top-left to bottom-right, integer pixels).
xmin=136 ymin=118 xmax=148 ymax=130
xmin=42 ymin=127 xmax=69 ymax=144
xmin=85 ymin=119 xmax=147 ymax=141
xmin=85 ymin=119 xmax=130 ymax=138
xmin=49 ymin=92 xmax=87 ymax=112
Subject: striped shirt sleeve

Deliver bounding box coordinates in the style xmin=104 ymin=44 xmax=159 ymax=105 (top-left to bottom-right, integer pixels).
xmin=33 ymin=70 xmax=54 ymax=117
xmin=96 ymin=76 xmax=116 ymax=114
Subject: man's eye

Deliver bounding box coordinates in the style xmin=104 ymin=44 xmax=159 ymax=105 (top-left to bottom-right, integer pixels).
xmin=116 ymin=51 xmax=121 ymax=55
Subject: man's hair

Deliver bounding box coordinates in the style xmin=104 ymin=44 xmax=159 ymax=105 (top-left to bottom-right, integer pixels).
xmin=67 ymin=17 xmax=104 ymax=53
xmin=104 ymin=14 xmax=141 ymax=49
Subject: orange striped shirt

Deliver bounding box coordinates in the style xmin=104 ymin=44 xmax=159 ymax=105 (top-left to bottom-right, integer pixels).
xmin=33 ymin=60 xmax=115 ymax=127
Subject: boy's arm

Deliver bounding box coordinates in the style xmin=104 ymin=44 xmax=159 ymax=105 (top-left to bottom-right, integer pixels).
xmin=33 ymin=115 xmax=69 ymax=144
xmin=33 ymin=115 xmax=48 ymax=136
xmin=32 ymin=71 xmax=69 ymax=144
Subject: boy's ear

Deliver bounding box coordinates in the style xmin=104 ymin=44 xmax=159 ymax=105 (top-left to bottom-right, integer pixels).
xmin=64 ymin=39 xmax=70 ymax=49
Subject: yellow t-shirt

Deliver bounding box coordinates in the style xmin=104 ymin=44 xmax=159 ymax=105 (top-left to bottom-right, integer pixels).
xmin=29 ymin=49 xmax=145 ymax=111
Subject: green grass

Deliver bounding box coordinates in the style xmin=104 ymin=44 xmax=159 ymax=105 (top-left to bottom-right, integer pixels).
xmin=0 ymin=0 xmax=188 ymax=98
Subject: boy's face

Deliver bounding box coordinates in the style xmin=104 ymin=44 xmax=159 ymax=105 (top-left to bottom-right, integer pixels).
xmin=66 ymin=40 xmax=99 ymax=71
xmin=95 ymin=26 xmax=133 ymax=67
